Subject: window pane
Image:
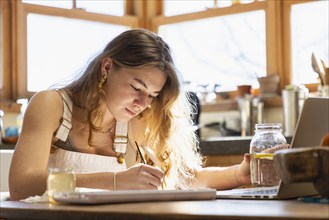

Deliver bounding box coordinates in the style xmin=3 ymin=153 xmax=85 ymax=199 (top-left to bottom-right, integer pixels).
xmin=158 ymin=10 xmax=266 ymax=92
xmin=22 ymin=0 xmax=124 ymax=16
xmin=164 ymin=0 xmax=214 ymax=16
xmin=22 ymin=0 xmax=72 ymax=9
xmin=164 ymin=0 xmax=258 ymax=15
xmin=27 ymin=14 xmax=128 ymax=92
xmin=0 ymin=10 xmax=2 ymax=89
xmin=291 ymin=1 xmax=329 ymax=85
xmin=76 ymin=0 xmax=124 ymax=16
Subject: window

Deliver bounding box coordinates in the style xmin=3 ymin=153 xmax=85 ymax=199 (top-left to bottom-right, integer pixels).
xmin=0 ymin=0 xmax=10 ymax=101
xmin=164 ymin=0 xmax=214 ymax=16
xmin=27 ymin=14 xmax=127 ymax=91
xmin=22 ymin=0 xmax=73 ymax=9
xmin=76 ymin=0 xmax=125 ymax=16
xmin=22 ymin=0 xmax=124 ymax=16
xmin=14 ymin=0 xmax=138 ymax=96
xmin=158 ymin=10 xmax=266 ymax=92
xmin=290 ymin=1 xmax=329 ymax=85
xmin=2 ymin=0 xmax=328 ymax=103
xmin=0 ymin=9 xmax=2 ymax=89
xmin=164 ymin=0 xmax=259 ymax=16
xmin=157 ymin=0 xmax=268 ymax=92
xmin=155 ymin=0 xmax=328 ymax=94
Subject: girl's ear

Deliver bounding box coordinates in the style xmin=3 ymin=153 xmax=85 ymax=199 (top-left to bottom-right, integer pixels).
xmin=101 ymin=57 xmax=113 ymax=74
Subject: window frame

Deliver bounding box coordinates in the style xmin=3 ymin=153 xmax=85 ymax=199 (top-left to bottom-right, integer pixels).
xmin=152 ymin=0 xmax=322 ymax=93
xmin=152 ymin=1 xmax=282 ymax=93
xmin=0 ymin=0 xmax=11 ymax=101
xmin=1 ymin=0 xmax=324 ymax=106
xmin=281 ymin=0 xmax=321 ymax=92
xmin=13 ymin=0 xmax=139 ymax=99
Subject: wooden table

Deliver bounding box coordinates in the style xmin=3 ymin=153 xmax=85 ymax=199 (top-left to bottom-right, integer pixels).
xmin=1 ymin=199 xmax=328 ymax=220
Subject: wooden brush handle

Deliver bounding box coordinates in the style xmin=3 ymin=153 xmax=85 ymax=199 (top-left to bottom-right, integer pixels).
xmin=320 ymin=132 xmax=329 ymax=146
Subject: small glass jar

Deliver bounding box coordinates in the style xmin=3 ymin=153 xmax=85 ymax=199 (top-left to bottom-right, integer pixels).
xmin=47 ymin=168 xmax=76 ymax=203
xmin=250 ymin=123 xmax=289 ymax=186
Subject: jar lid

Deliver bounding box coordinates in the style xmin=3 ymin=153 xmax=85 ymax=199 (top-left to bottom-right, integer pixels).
xmin=255 ymin=123 xmax=282 ymax=130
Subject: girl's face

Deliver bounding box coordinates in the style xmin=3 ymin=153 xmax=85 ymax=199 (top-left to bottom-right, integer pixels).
xmin=105 ymin=64 xmax=167 ymax=122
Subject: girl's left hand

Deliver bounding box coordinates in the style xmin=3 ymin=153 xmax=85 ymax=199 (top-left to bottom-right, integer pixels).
xmin=237 ymin=153 xmax=251 ymax=186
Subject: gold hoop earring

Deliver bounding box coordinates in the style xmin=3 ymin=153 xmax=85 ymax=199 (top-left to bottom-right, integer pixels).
xmin=98 ymin=74 xmax=107 ymax=90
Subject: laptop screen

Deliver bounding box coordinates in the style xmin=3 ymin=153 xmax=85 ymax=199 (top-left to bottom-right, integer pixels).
xmin=291 ymin=97 xmax=329 ymax=148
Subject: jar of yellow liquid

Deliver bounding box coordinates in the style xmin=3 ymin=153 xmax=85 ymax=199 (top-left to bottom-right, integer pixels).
xmin=47 ymin=168 xmax=76 ymax=203
xmin=250 ymin=123 xmax=289 ymax=186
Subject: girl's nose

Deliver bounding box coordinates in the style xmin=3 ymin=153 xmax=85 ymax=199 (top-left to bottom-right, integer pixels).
xmin=133 ymin=93 xmax=149 ymax=110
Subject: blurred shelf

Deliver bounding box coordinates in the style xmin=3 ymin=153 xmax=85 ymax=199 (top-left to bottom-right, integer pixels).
xmin=0 ymin=143 xmax=15 ymax=150
xmin=0 ymin=101 xmax=21 ymax=113
xmin=201 ymin=95 xmax=282 ymax=112
xmin=199 ymin=136 xmax=292 ymax=156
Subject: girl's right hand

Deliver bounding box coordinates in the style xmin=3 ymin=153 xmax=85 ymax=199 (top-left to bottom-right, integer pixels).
xmin=116 ymin=164 xmax=164 ymax=190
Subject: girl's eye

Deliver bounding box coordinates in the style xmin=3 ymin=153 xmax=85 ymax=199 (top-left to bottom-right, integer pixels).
xmin=131 ymin=84 xmax=157 ymax=99
xmin=130 ymin=84 xmax=140 ymax=91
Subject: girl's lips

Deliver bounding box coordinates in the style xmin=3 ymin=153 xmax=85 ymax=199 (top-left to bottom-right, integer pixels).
xmin=125 ymin=108 xmax=137 ymax=117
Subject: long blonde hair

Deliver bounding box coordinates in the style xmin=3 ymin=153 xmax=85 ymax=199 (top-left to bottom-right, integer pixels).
xmin=64 ymin=29 xmax=203 ymax=189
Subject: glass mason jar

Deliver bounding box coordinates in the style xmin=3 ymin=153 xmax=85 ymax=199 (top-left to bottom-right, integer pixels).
xmin=250 ymin=123 xmax=289 ymax=186
xmin=47 ymin=168 xmax=76 ymax=203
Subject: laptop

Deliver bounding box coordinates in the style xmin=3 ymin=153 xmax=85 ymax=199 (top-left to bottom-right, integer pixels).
xmin=53 ymin=188 xmax=217 ymax=204
xmin=216 ymin=97 xmax=329 ymax=199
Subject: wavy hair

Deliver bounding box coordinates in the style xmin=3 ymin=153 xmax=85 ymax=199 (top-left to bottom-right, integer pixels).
xmin=64 ymin=29 xmax=203 ymax=189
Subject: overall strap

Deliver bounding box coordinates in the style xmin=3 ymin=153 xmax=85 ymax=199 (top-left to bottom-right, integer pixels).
xmin=113 ymin=122 xmax=128 ymax=154
xmin=55 ymin=90 xmax=73 ymax=142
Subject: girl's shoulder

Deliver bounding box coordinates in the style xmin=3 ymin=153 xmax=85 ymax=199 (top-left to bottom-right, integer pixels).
xmin=28 ymin=90 xmax=64 ymax=113
xmin=32 ymin=89 xmax=66 ymax=102
xmin=22 ymin=90 xmax=66 ymax=134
